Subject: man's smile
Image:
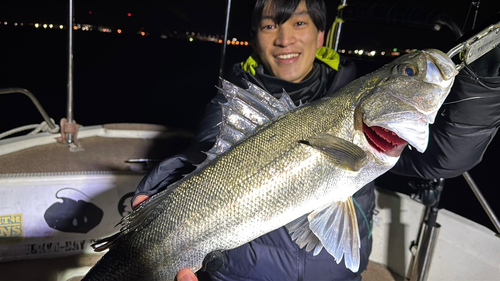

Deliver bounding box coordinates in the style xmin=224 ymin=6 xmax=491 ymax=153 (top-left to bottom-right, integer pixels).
xmin=275 ymin=53 xmax=300 ymax=60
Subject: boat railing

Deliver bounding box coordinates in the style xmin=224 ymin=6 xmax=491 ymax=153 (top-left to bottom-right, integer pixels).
xmin=0 ymin=88 xmax=60 ymax=139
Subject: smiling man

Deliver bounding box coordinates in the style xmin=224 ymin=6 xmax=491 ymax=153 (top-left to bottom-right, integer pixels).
xmin=254 ymin=0 xmax=324 ymax=82
xmin=134 ymin=1 xmax=500 ymax=280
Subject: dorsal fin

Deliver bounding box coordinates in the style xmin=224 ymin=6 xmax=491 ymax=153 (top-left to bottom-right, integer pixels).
xmin=197 ymin=79 xmax=298 ymax=169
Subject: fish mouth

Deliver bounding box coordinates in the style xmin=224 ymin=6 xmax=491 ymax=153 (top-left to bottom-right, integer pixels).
xmin=363 ymin=122 xmax=407 ymax=157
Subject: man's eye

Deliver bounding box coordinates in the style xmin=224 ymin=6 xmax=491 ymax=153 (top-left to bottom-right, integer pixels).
xmin=261 ymin=25 xmax=275 ymax=30
xmin=295 ymin=21 xmax=305 ymax=26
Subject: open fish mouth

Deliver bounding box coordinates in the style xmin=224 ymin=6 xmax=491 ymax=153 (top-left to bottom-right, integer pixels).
xmin=362 ymin=122 xmax=407 ymax=156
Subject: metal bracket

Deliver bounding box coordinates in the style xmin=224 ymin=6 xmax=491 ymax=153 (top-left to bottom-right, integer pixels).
xmin=447 ymin=20 xmax=500 ymax=70
xmin=56 ymin=118 xmax=82 ymax=152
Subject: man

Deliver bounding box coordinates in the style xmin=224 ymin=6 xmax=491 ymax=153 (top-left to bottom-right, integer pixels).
xmin=133 ymin=1 xmax=500 ymax=280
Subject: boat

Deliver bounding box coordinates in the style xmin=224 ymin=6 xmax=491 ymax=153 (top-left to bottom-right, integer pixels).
xmin=0 ymin=1 xmax=499 ymax=280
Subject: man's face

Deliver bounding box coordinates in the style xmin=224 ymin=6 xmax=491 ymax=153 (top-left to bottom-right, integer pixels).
xmin=255 ymin=0 xmax=324 ymax=83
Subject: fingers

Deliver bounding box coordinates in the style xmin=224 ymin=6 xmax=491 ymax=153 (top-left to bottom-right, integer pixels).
xmin=176 ymin=268 xmax=198 ymax=281
xmin=132 ymin=194 xmax=149 ymax=209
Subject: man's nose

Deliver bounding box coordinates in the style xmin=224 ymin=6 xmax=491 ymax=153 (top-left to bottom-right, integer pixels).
xmin=274 ymin=25 xmax=296 ymax=47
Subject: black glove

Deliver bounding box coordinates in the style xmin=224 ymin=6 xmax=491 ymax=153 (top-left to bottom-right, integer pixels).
xmin=131 ymin=154 xmax=196 ymax=207
xmin=201 ymin=250 xmax=226 ymax=272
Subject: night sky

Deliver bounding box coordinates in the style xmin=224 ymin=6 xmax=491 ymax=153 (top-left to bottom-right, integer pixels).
xmin=1 ymin=0 xmax=499 ymax=43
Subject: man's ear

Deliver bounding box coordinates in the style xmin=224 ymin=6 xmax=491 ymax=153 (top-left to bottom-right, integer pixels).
xmin=317 ymin=30 xmax=325 ymax=48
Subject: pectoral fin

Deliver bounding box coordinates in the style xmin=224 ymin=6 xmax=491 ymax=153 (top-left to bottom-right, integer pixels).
xmin=286 ymin=197 xmax=361 ymax=272
xmin=300 ymin=134 xmax=367 ymax=171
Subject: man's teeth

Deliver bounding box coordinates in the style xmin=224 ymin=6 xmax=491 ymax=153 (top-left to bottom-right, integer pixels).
xmin=276 ymin=53 xmax=299 ymax=59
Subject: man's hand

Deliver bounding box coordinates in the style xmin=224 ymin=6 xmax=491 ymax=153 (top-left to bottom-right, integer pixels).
xmin=176 ymin=268 xmax=198 ymax=281
xmin=132 ymin=194 xmax=149 ymax=209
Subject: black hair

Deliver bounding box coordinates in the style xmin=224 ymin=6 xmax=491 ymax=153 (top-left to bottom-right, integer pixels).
xmin=250 ymin=0 xmax=327 ymax=37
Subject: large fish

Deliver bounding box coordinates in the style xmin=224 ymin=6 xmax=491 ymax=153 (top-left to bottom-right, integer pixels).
xmin=83 ymin=49 xmax=457 ymax=280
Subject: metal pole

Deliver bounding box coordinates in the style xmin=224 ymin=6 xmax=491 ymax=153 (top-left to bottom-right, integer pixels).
xmin=463 ymin=171 xmax=500 ymax=235
xmin=218 ymin=0 xmax=231 ymax=86
xmin=407 ymin=223 xmax=441 ymax=281
xmin=406 ymin=178 xmax=444 ymax=281
xmin=67 ymin=0 xmax=74 ymax=143
xmin=333 ymin=0 xmax=347 ymax=51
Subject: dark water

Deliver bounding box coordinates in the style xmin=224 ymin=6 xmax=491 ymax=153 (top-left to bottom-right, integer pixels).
xmin=0 ymin=27 xmax=250 ymax=133
xmin=1 ymin=27 xmax=499 ymax=234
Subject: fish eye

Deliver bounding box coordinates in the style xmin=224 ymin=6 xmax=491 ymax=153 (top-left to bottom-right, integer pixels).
xmin=400 ymin=65 xmax=416 ymax=76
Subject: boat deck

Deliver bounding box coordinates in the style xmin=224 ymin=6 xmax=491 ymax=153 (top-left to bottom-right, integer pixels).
xmin=0 ymin=123 xmax=194 ymax=175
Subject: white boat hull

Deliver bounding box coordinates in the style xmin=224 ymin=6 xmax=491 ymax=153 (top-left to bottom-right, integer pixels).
xmin=0 ymin=172 xmax=142 ymax=262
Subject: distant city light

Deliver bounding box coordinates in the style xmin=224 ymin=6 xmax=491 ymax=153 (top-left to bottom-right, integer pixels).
xmin=89 ymin=11 xmax=92 ymax=15
xmin=3 ymin=19 xmax=410 ymax=55
xmin=127 ymin=13 xmax=132 ymax=17
xmin=81 ymin=24 xmax=93 ymax=31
